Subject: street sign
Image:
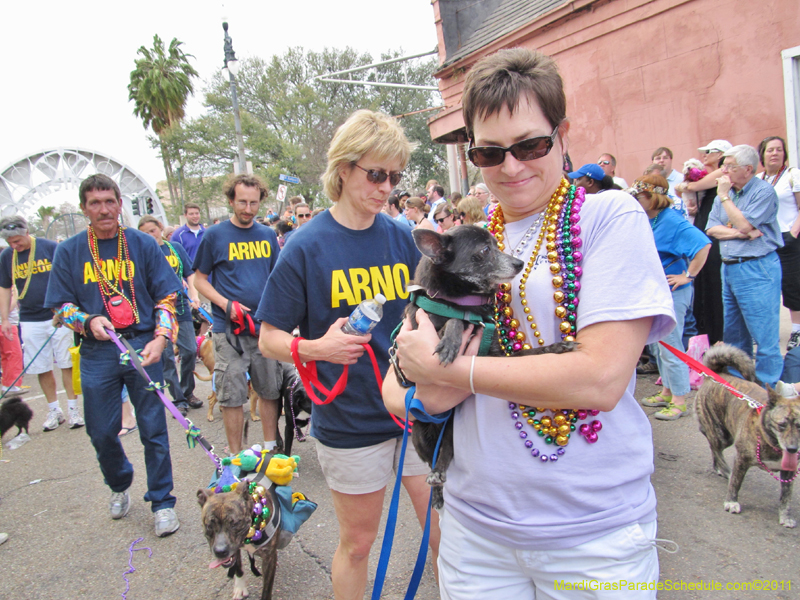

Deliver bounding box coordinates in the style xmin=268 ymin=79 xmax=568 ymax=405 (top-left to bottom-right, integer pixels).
xmin=276 ymin=184 xmax=287 ymax=202
xmin=279 ymin=174 xmax=301 ymax=184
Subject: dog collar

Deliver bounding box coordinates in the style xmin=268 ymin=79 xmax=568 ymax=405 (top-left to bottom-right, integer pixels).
xmin=406 ymin=285 xmax=493 ymax=307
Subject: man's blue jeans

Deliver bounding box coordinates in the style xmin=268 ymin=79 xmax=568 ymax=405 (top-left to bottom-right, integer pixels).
xmin=721 ymin=252 xmax=783 ymax=387
xmin=160 ymin=321 xmax=197 ymax=403
xmin=80 ymin=332 xmax=176 ymax=512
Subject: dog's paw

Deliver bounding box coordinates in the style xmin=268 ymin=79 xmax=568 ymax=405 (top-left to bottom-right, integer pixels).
xmin=426 ymin=470 xmax=446 ymax=486
xmin=724 ymin=501 xmax=741 ymax=514
xmin=434 ymin=341 xmax=459 ymax=366
xmin=251 ymin=414 xmax=261 ymax=422
xmin=779 ymin=514 xmax=797 ymax=528
xmin=207 ymin=414 xmax=215 ymax=422
xmin=232 ymin=575 xmax=249 ymax=599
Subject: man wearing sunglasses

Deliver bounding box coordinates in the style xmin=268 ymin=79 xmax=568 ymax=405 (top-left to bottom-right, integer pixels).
xmin=0 ymin=216 xmax=84 ymax=429
xmin=282 ymin=203 xmax=312 ymax=246
xmin=597 ymin=153 xmax=628 ymax=189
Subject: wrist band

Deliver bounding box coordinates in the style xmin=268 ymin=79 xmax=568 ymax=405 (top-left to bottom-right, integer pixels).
xmin=469 ymin=355 xmax=476 ymax=395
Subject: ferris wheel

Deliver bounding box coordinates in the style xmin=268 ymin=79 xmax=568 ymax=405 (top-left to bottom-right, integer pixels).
xmin=0 ymin=147 xmax=168 ymax=227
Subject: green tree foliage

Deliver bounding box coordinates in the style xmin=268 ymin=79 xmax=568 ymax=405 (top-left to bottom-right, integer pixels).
xmin=171 ymin=47 xmax=446 ymax=210
xmin=128 ymin=35 xmax=199 ymax=205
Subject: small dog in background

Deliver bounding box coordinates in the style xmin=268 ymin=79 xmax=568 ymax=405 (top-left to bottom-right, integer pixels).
xmin=695 ymin=344 xmax=800 ymax=528
xmin=275 ymin=363 xmax=312 ymax=457
xmin=1 ymin=396 xmax=33 ymax=448
xmin=194 ymin=335 xmax=261 ymax=423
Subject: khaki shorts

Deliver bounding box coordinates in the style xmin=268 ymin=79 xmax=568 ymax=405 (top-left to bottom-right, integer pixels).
xmin=315 ymin=436 xmax=430 ymax=495
xmin=212 ymin=333 xmax=280 ymax=407
xmin=21 ymin=321 xmax=74 ymax=375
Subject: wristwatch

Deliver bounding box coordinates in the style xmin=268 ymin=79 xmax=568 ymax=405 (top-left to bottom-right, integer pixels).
xmin=720 ymin=196 xmax=731 ymax=203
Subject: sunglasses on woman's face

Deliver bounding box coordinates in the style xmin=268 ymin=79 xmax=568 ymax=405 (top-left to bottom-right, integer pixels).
xmin=467 ymin=125 xmax=559 ymax=168
xmin=353 ymin=164 xmax=403 ymax=187
xmin=435 ymin=214 xmax=451 ymax=224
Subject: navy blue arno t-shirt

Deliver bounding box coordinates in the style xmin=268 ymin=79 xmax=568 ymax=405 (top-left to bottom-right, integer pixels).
xmin=45 ymin=227 xmax=182 ymax=334
xmin=192 ymin=220 xmax=280 ymax=334
xmin=0 ymin=237 xmax=59 ymax=322
xmin=256 ymin=210 xmax=420 ymax=448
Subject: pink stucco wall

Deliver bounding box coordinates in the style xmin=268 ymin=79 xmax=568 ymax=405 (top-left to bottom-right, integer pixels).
xmin=430 ymin=0 xmax=800 ymax=183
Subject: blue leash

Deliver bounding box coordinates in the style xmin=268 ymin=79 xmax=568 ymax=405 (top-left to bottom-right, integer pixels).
xmin=0 ymin=325 xmax=58 ymax=401
xmin=181 ymin=289 xmax=213 ymax=324
xmin=370 ymin=388 xmax=450 ymax=600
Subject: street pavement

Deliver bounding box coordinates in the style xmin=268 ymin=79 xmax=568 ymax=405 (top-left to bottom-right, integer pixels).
xmin=1 ymin=350 xmax=799 ymax=599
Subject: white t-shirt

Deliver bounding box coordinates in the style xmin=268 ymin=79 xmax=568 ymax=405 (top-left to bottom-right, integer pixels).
xmin=443 ymin=190 xmax=676 ymax=550
xmin=757 ymin=168 xmax=800 ymax=232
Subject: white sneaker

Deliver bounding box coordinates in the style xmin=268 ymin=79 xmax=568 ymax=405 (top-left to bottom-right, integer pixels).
xmin=2 ymin=385 xmax=29 ymax=395
xmin=42 ymin=407 xmax=65 ymax=431
xmin=110 ymin=488 xmax=131 ymax=520
xmin=68 ymin=407 xmax=85 ymax=429
xmin=154 ymin=508 xmax=180 ymax=537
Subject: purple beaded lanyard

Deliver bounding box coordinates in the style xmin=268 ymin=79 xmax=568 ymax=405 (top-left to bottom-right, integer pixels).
xmin=496 ymin=184 xmax=601 ymax=463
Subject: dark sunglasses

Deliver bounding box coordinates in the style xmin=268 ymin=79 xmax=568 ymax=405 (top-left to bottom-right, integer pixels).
xmin=296 ymin=213 xmax=311 ymax=219
xmin=434 ymin=215 xmax=451 ymax=224
xmin=1 ymin=223 xmax=26 ymax=232
xmin=468 ymin=125 xmax=559 ymax=168
xmin=459 ymin=212 xmax=466 ymax=219
xmin=353 ymin=164 xmax=402 ymax=187
xmin=598 ymin=160 xmax=611 ymax=166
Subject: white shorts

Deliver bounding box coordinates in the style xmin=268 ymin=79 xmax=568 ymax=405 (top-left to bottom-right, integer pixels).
xmin=315 ymin=436 xmax=430 ymax=495
xmin=20 ymin=321 xmax=74 ymax=375
xmin=438 ymin=509 xmax=659 ymax=600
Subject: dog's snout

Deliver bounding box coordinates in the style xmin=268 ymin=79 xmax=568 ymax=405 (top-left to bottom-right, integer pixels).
xmin=213 ymin=533 xmax=231 ymax=558
xmin=786 ymin=445 xmax=798 ymax=454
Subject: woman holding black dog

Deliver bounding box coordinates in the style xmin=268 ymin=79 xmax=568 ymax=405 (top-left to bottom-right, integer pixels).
xmin=257 ymin=110 xmax=438 ymax=599
xmin=384 ymin=48 xmax=676 ymax=599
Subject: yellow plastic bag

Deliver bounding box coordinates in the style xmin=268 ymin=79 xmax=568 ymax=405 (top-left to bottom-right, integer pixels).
xmin=69 ymin=345 xmax=81 ymax=395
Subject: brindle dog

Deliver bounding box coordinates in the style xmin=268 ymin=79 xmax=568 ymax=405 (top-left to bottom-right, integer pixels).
xmin=695 ymin=344 xmax=800 ymax=528
xmin=198 ymin=483 xmax=280 ymax=599
xmin=400 ymin=227 xmax=576 ymax=509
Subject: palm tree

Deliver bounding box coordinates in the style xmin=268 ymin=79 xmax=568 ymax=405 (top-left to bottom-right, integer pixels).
xmin=36 ymin=205 xmax=57 ymax=232
xmin=128 ymin=35 xmax=198 ymax=204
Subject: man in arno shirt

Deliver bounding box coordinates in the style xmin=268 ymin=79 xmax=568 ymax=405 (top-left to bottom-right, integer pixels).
xmin=0 ymin=216 xmax=84 ymax=430
xmin=45 ymin=174 xmax=182 ymax=537
xmin=193 ymin=174 xmax=282 ymax=455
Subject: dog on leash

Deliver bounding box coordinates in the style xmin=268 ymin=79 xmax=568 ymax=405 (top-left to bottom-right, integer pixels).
xmin=1 ymin=396 xmax=33 ymax=442
xmin=399 ymin=227 xmax=577 ymax=508
xmin=198 ymin=482 xmax=281 ymax=600
xmin=275 ymin=362 xmax=312 ymax=457
xmin=695 ymin=344 xmax=800 ymax=528
xmin=194 ymin=335 xmax=260 ymax=423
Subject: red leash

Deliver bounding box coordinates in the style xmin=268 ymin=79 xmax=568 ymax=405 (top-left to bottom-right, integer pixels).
xmin=291 ymin=337 xmax=409 ymax=430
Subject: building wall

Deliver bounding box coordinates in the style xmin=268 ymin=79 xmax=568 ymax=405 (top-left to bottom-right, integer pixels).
xmin=430 ymin=0 xmax=800 ymax=183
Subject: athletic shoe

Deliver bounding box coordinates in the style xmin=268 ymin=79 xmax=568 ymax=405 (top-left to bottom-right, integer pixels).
xmin=641 ymin=392 xmax=671 ymax=408
xmin=185 ymin=394 xmax=203 ymax=409
xmin=787 ymin=331 xmax=800 ymax=351
xmin=42 ymin=407 xmax=65 ymax=431
xmin=154 ymin=508 xmax=180 ymax=537
xmin=2 ymin=385 xmax=30 ymax=395
xmin=636 ymin=360 xmax=659 ymax=375
xmin=110 ymin=488 xmax=131 ymax=520
xmin=68 ymin=407 xmax=85 ymax=429
xmin=654 ymin=402 xmax=689 ymax=421
xmin=173 ymin=402 xmax=189 ymax=417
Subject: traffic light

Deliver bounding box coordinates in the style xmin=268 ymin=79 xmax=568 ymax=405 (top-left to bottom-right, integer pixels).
xmin=146 ymin=197 xmax=154 ymax=214
xmin=131 ymin=197 xmax=141 ymax=216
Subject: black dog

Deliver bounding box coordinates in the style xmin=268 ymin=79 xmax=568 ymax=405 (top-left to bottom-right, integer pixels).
xmin=275 ymin=362 xmax=312 ymax=457
xmin=400 ymin=226 xmax=576 ymax=508
xmin=1 ymin=396 xmax=33 ymax=441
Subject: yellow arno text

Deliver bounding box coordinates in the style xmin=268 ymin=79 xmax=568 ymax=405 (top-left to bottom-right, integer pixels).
xmin=228 ymin=240 xmax=272 ymax=261
xmin=13 ymin=259 xmax=52 ymax=278
xmin=83 ymin=259 xmax=135 ymax=284
xmin=554 ymin=579 xmax=792 ymax=592
xmin=330 ymin=264 xmax=411 ymax=307
xmin=166 ymin=254 xmax=180 ymax=269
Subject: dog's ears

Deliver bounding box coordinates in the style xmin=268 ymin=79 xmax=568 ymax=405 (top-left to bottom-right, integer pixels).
xmin=766 ymin=384 xmax=780 ymax=408
xmin=413 ymin=229 xmax=450 ymax=264
xmin=197 ymin=488 xmax=213 ymax=507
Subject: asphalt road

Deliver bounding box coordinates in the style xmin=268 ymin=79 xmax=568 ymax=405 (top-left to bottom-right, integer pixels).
xmin=1 ymin=364 xmax=798 ymax=600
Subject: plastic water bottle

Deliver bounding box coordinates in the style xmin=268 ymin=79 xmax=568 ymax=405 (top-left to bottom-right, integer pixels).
xmin=341 ymin=294 xmax=386 ymax=336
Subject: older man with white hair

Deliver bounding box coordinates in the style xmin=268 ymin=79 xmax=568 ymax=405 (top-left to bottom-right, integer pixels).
xmin=705 ymin=144 xmax=783 ymax=386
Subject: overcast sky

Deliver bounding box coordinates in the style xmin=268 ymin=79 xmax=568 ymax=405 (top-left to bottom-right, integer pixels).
xmin=1 ymin=0 xmax=438 ymax=200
